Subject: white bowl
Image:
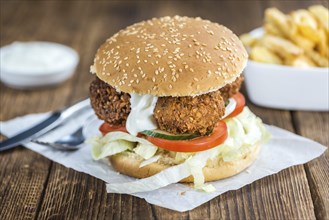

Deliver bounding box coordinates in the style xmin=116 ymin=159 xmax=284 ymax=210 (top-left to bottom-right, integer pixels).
xmin=0 ymin=41 xmax=79 ymax=89
xmin=244 ymin=28 xmax=329 ymax=111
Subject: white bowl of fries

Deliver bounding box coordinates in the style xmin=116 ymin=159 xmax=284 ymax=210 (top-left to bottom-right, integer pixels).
xmin=241 ymin=5 xmax=329 ymax=111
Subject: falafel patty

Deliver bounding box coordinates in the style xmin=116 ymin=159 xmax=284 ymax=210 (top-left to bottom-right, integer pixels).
xmin=89 ymin=76 xmax=243 ymax=134
xmin=90 ymin=77 xmax=130 ymax=126
xmin=154 ymin=91 xmax=225 ymax=135
xmin=220 ymin=75 xmax=244 ymax=102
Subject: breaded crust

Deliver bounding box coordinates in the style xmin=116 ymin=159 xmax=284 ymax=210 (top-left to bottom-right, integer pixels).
xmin=220 ymin=75 xmax=244 ymax=102
xmin=90 ymin=77 xmax=130 ymax=126
xmin=154 ymin=90 xmax=225 ymax=135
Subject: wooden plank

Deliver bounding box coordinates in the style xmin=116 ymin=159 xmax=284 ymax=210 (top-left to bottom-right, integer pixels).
xmin=293 ymin=112 xmax=329 ymax=219
xmin=0 ymin=2 xmax=56 ymax=219
xmin=0 ymin=1 xmax=89 ymax=220
xmin=0 ymin=149 xmax=51 ymax=220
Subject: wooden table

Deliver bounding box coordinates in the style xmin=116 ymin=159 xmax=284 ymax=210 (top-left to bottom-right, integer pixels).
xmin=1 ymin=1 xmax=328 ymax=219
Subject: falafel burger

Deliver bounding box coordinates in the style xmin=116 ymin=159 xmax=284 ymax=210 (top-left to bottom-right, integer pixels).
xmin=88 ymin=16 xmax=270 ymax=192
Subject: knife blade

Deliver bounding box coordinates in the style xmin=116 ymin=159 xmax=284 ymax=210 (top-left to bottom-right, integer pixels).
xmin=0 ymin=98 xmax=91 ymax=152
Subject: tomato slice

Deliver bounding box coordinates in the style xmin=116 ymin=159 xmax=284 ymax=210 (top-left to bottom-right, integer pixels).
xmin=227 ymin=92 xmax=245 ymax=118
xmin=99 ymin=123 xmax=127 ymax=135
xmin=145 ymin=121 xmax=228 ymax=152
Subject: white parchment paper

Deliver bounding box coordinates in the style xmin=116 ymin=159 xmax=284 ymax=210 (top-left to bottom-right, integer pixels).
xmin=0 ymin=111 xmax=326 ymax=212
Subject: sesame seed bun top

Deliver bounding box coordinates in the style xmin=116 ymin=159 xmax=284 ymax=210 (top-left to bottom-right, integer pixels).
xmin=91 ymin=16 xmax=248 ymax=97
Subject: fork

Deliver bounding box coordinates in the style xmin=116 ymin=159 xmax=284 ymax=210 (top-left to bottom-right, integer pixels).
xmin=31 ymin=111 xmax=96 ymax=151
xmin=32 ymin=126 xmax=85 ymax=151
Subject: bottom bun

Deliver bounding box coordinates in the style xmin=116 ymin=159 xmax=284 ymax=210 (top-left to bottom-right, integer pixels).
xmin=109 ymin=144 xmax=261 ymax=183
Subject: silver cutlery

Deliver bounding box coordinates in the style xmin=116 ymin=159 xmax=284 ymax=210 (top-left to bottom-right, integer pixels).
xmin=0 ymin=98 xmax=91 ymax=152
xmin=31 ymin=112 xmax=95 ymax=151
xmin=32 ymin=127 xmax=85 ymax=151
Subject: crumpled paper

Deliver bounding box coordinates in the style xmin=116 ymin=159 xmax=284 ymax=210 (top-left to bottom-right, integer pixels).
xmin=0 ymin=110 xmax=326 ymax=212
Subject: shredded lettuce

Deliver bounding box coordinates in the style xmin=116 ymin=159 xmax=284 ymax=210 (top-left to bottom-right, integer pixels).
xmin=89 ymin=131 xmax=158 ymax=160
xmin=133 ymin=142 xmax=157 ymax=160
xmin=175 ymin=152 xmax=194 ymax=163
xmin=218 ymin=107 xmax=271 ymax=162
xmin=89 ymin=107 xmax=270 ymax=193
xmin=186 ymin=147 xmax=218 ymax=189
xmin=139 ymin=155 xmax=161 ymax=168
xmin=89 ymin=136 xmax=134 ymax=160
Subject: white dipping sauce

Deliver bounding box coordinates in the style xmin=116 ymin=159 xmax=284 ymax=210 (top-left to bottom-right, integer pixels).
xmin=126 ymin=93 xmax=158 ymax=136
xmin=0 ymin=42 xmax=74 ymax=74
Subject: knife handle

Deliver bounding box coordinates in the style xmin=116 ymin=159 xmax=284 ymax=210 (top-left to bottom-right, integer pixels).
xmin=0 ymin=98 xmax=91 ymax=152
xmin=0 ymin=112 xmax=61 ymax=152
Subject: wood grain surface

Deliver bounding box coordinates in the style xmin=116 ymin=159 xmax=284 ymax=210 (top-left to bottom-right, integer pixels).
xmin=0 ymin=1 xmax=328 ymax=220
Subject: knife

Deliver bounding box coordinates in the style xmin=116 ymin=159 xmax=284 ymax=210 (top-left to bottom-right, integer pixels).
xmin=0 ymin=98 xmax=91 ymax=152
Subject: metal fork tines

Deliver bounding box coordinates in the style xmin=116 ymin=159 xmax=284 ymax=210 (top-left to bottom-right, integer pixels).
xmin=32 ymin=127 xmax=84 ymax=151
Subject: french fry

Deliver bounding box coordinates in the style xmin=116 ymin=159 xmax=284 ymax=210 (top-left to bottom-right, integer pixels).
xmin=291 ymin=9 xmax=319 ymax=42
xmin=260 ymin=35 xmax=302 ymax=59
xmin=240 ymin=5 xmax=329 ymax=68
xmin=290 ymin=33 xmax=315 ymax=51
xmin=250 ymin=46 xmax=283 ymax=64
xmin=308 ymin=5 xmax=329 ymax=33
xmin=305 ymin=49 xmax=329 ymax=67
xmin=239 ymin=33 xmax=258 ymax=48
xmin=265 ymin=8 xmax=312 ymax=50
xmin=265 ymin=8 xmax=297 ymax=38
xmin=264 ymin=23 xmax=282 ymax=36
xmin=317 ymin=29 xmax=329 ymax=57
xmin=284 ymin=55 xmax=316 ymax=67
